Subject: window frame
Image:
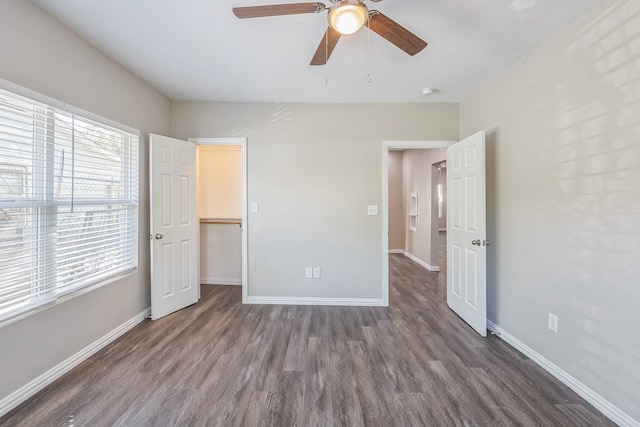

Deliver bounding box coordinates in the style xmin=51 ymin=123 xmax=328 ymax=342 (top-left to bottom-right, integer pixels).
xmin=0 ymin=78 xmax=140 ymax=327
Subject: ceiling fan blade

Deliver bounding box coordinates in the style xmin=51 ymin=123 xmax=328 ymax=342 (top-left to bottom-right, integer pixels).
xmin=366 ymin=12 xmax=427 ymax=56
xmin=233 ymin=2 xmax=325 ymax=19
xmin=310 ymin=26 xmax=341 ymax=65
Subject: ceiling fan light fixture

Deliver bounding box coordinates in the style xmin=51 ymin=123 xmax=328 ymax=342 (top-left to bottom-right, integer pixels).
xmin=329 ymin=1 xmax=368 ymax=35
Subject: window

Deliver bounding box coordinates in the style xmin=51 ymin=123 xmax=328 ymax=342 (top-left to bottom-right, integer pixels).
xmin=0 ymin=86 xmax=139 ymax=322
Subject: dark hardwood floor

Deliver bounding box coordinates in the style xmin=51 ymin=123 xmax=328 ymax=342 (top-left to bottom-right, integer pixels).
xmin=0 ymin=245 xmax=614 ymax=426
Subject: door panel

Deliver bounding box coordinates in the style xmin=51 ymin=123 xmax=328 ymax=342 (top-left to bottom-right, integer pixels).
xmin=180 ymin=175 xmax=190 ymax=224
xmin=451 ymin=244 xmax=462 ymax=297
xmin=161 ymin=174 xmax=172 ymax=226
xmin=150 ymin=134 xmax=199 ymax=320
xmin=447 ymin=131 xmax=487 ymax=337
xmin=465 ymin=176 xmax=479 ymax=231
xmin=181 ymin=239 xmax=193 ymax=290
xmin=465 ymin=248 xmax=478 ymax=307
xmin=162 ymin=243 xmax=174 ymax=296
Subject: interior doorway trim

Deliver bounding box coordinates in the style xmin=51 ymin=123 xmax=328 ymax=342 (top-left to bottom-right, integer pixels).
xmin=189 ymin=137 xmax=248 ymax=303
xmin=381 ymin=140 xmax=454 ymax=306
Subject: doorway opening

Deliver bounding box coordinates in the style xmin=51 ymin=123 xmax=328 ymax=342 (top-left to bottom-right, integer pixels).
xmin=434 ymin=160 xmax=447 ymax=290
xmin=381 ymin=140 xmax=452 ymax=305
xmin=190 ymin=137 xmax=248 ymax=303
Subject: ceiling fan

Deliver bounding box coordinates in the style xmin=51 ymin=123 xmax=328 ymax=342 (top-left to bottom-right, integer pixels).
xmin=232 ymin=0 xmax=427 ymax=66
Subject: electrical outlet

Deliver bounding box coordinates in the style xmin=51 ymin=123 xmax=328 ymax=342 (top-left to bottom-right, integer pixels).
xmin=305 ymin=267 xmax=313 ymax=279
xmin=548 ymin=313 xmax=558 ymax=333
xmin=312 ymin=267 xmax=321 ymax=279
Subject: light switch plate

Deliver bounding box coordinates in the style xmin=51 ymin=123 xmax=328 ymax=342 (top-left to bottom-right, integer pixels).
xmin=548 ymin=313 xmax=558 ymax=333
xmin=367 ymin=205 xmax=378 ymax=216
xmin=251 ymin=202 xmax=258 ymax=213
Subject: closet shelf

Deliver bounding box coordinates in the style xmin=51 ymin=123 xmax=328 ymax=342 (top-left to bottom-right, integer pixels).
xmin=200 ymin=218 xmax=242 ymax=226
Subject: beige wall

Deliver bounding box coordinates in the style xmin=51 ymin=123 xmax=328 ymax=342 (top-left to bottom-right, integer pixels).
xmin=172 ymin=102 xmax=459 ymax=300
xmin=388 ymin=151 xmax=405 ymax=251
xmin=200 ymin=224 xmax=242 ymax=285
xmin=460 ymin=0 xmax=640 ymax=421
xmin=0 ymin=0 xmax=171 ymax=406
xmin=402 ymin=149 xmax=446 ymax=268
xmin=198 ymin=145 xmax=242 ymax=219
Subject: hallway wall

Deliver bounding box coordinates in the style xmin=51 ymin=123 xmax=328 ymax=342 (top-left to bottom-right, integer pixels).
xmin=388 ymin=150 xmax=405 ymax=251
xmin=403 ymin=149 xmax=446 ymax=270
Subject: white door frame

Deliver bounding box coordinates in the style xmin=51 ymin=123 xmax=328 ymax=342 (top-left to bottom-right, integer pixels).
xmin=189 ymin=137 xmax=248 ymax=304
xmin=381 ymin=140 xmax=454 ymax=306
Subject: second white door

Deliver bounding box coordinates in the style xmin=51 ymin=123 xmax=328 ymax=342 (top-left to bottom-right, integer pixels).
xmin=149 ymin=134 xmax=199 ymax=320
xmin=447 ymin=131 xmax=487 ymax=337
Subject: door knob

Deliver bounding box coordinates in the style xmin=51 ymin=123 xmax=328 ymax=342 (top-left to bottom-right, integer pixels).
xmin=155 ymin=233 xmax=164 ymax=240
xmin=471 ymin=239 xmax=481 ymax=246
xmin=483 ymin=240 xmax=490 ymax=246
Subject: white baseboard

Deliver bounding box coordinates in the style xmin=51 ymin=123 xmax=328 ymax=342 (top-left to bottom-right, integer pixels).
xmin=404 ymin=251 xmax=440 ymax=272
xmin=0 ymin=307 xmax=150 ymax=418
xmin=487 ymin=321 xmax=639 ymax=427
xmin=388 ymin=249 xmax=405 ymax=254
xmin=200 ymin=277 xmax=242 ymax=286
xmin=247 ymin=296 xmax=385 ymax=307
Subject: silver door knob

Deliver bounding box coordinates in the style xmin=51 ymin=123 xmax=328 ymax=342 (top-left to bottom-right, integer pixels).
xmin=483 ymin=240 xmax=490 ymax=246
xmin=155 ymin=233 xmax=164 ymax=240
xmin=471 ymin=239 xmax=481 ymax=246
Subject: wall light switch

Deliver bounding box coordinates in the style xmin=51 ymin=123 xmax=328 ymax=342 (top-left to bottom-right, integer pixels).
xmin=305 ymin=267 xmax=313 ymax=279
xmin=251 ymin=202 xmax=259 ymax=213
xmin=548 ymin=313 xmax=558 ymax=333
xmin=367 ymin=205 xmax=378 ymax=216
xmin=312 ymin=267 xmax=321 ymax=278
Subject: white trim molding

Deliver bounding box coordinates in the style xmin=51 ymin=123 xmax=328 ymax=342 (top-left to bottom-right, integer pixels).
xmin=404 ymin=252 xmax=440 ymax=272
xmin=388 ymin=250 xmax=440 ymax=272
xmin=487 ymin=321 xmax=639 ymax=427
xmin=201 ymin=277 xmax=242 ymax=286
xmin=247 ymin=296 xmax=385 ymax=307
xmin=0 ymin=308 xmax=150 ymax=418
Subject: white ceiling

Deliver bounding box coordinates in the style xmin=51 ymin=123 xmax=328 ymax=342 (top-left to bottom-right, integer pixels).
xmin=33 ymin=0 xmax=603 ymax=103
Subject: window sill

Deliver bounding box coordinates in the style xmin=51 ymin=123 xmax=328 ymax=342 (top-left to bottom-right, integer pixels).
xmin=0 ymin=268 xmax=138 ymax=329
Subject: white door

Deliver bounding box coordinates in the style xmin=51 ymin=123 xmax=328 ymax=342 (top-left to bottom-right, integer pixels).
xmin=447 ymin=131 xmax=487 ymax=337
xmin=149 ymin=134 xmax=199 ymax=320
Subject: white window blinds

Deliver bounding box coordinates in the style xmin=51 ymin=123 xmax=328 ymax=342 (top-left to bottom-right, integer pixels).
xmin=0 ymin=87 xmax=139 ymax=322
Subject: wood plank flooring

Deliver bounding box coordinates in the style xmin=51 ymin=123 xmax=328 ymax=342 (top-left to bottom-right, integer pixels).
xmin=0 ymin=245 xmax=614 ymax=426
